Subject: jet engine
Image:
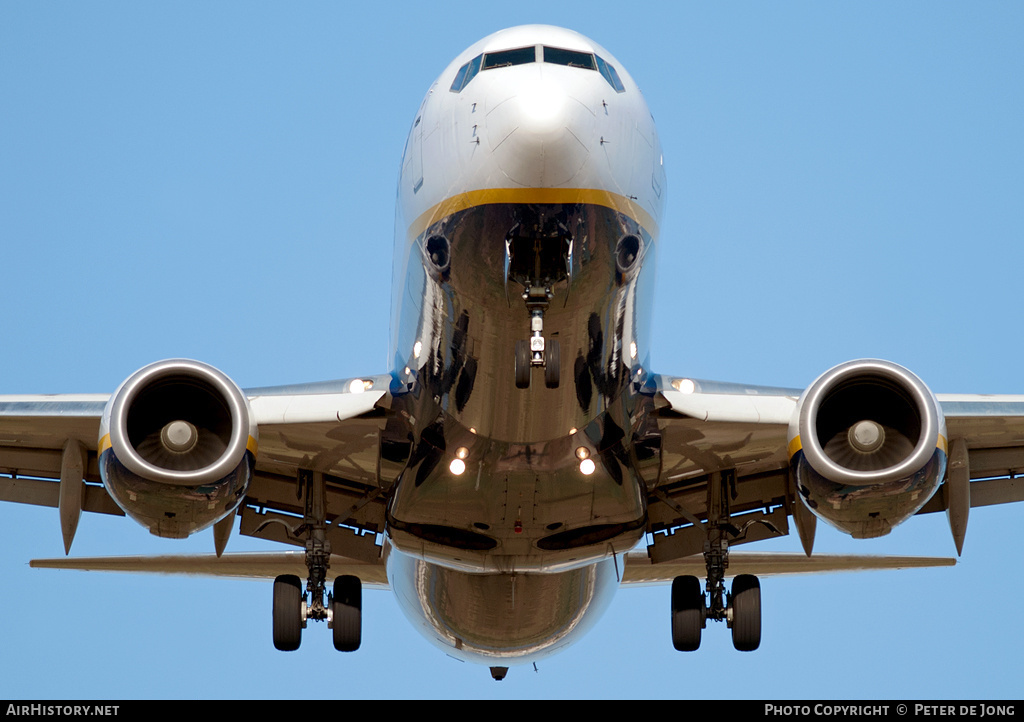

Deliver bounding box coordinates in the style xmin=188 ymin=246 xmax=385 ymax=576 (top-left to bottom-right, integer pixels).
xmin=788 ymin=359 xmax=947 ymax=539
xmin=98 ymin=359 xmax=257 ymax=538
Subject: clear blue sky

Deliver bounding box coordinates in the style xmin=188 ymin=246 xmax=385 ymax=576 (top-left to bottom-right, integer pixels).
xmin=2 ymin=1 xmax=1023 ymax=700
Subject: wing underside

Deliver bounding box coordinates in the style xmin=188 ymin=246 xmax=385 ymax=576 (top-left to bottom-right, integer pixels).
xmin=645 ymin=376 xmax=1024 ymax=563
xmin=0 ymin=377 xmax=394 ymax=565
xmin=3 ymin=372 xmax=1024 ymax=577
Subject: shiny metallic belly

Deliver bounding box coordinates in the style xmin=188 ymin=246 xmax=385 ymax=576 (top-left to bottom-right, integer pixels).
xmin=388 ymin=549 xmax=620 ymax=665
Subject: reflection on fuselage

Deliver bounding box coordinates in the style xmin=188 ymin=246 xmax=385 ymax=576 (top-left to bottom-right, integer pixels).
xmin=387 ymin=546 xmax=620 ymax=665
xmin=379 ymin=26 xmax=665 ymax=666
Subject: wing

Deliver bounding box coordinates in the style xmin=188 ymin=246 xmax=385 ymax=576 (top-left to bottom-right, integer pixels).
xmin=0 ymin=374 xmax=393 ymax=563
xmin=647 ymin=371 xmax=1024 ymax=563
xmin=240 ymin=376 xmax=393 ymax=563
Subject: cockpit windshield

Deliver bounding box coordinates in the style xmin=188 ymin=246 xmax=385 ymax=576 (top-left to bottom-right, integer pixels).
xmin=542 ymin=46 xmax=596 ymax=70
xmin=450 ymin=45 xmax=626 ymax=94
xmin=482 ymin=46 xmax=537 ymax=70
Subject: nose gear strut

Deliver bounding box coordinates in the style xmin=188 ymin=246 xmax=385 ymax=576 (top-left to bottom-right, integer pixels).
xmin=505 ymin=216 xmax=570 ymax=390
xmin=515 ymin=285 xmax=560 ymax=389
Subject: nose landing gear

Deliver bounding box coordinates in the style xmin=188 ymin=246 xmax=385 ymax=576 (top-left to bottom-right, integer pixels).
xmin=504 ymin=214 xmax=570 ymax=391
xmin=514 ymin=288 xmax=560 ymax=389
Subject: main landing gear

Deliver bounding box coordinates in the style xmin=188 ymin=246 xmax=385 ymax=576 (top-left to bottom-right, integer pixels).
xmin=271 ymin=470 xmax=362 ymax=652
xmin=272 ymin=575 xmax=363 ymax=652
xmin=671 ymin=573 xmax=761 ymax=653
xmin=671 ymin=470 xmax=761 ymax=652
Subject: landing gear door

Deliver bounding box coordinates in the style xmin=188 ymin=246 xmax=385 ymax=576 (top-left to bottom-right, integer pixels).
xmin=564 ymin=236 xmax=573 ymax=307
xmin=504 ymin=234 xmax=513 ymax=307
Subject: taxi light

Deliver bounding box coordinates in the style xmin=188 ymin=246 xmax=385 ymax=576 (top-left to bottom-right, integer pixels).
xmin=579 ymin=458 xmax=596 ymax=476
xmin=449 ymin=458 xmax=466 ymax=475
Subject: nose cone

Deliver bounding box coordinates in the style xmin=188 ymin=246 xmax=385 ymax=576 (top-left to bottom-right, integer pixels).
xmin=487 ymin=74 xmax=591 ymax=187
xmin=517 ymin=78 xmax=570 ymax=138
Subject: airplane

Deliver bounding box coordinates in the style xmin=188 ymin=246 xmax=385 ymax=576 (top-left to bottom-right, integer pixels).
xmin=2 ymin=23 xmax=1024 ymax=683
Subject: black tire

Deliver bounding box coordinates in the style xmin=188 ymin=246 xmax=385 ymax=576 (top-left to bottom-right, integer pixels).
xmin=273 ymin=574 xmax=303 ymax=652
xmin=545 ymin=339 xmax=560 ymax=389
xmin=332 ymin=575 xmax=362 ymax=652
xmin=730 ymin=574 xmax=761 ymax=652
xmin=671 ymin=575 xmax=704 ymax=651
xmin=515 ymin=340 xmax=530 ymax=389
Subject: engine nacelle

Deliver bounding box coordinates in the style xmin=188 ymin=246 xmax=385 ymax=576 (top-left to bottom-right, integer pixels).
xmin=99 ymin=359 xmax=257 ymax=538
xmin=788 ymin=359 xmax=947 ymax=539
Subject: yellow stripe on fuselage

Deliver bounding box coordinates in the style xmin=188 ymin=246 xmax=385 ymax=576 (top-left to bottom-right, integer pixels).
xmin=407 ymin=187 xmax=660 ymax=241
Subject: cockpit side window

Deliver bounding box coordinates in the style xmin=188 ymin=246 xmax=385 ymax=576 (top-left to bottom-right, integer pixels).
xmin=542 ymin=46 xmax=596 ymax=70
xmin=450 ymin=60 xmax=470 ymax=92
xmin=450 ymin=54 xmax=482 ymax=93
xmin=595 ymin=55 xmax=626 ymax=93
xmin=481 ymin=46 xmax=537 ymax=70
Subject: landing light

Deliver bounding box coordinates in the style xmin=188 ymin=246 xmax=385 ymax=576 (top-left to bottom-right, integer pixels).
xmin=413 ymin=341 xmax=422 ymax=359
xmin=672 ymin=378 xmax=696 ymax=394
xmin=348 ymin=378 xmax=369 ymax=394
xmin=449 ymin=458 xmax=466 ymax=476
xmin=579 ymin=458 xmax=596 ymax=476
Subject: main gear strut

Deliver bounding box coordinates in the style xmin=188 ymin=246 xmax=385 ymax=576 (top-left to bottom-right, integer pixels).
xmin=671 ymin=470 xmax=762 ymax=652
xmin=271 ymin=469 xmax=362 ymax=652
xmin=300 ymin=469 xmax=331 ymax=624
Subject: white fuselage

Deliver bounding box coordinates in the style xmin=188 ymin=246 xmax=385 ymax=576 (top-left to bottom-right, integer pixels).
xmin=383 ymin=25 xmax=666 ymax=666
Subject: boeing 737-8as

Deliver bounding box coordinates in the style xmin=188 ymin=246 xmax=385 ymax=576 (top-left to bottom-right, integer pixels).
xmin=2 ymin=25 xmax=1023 ymax=682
